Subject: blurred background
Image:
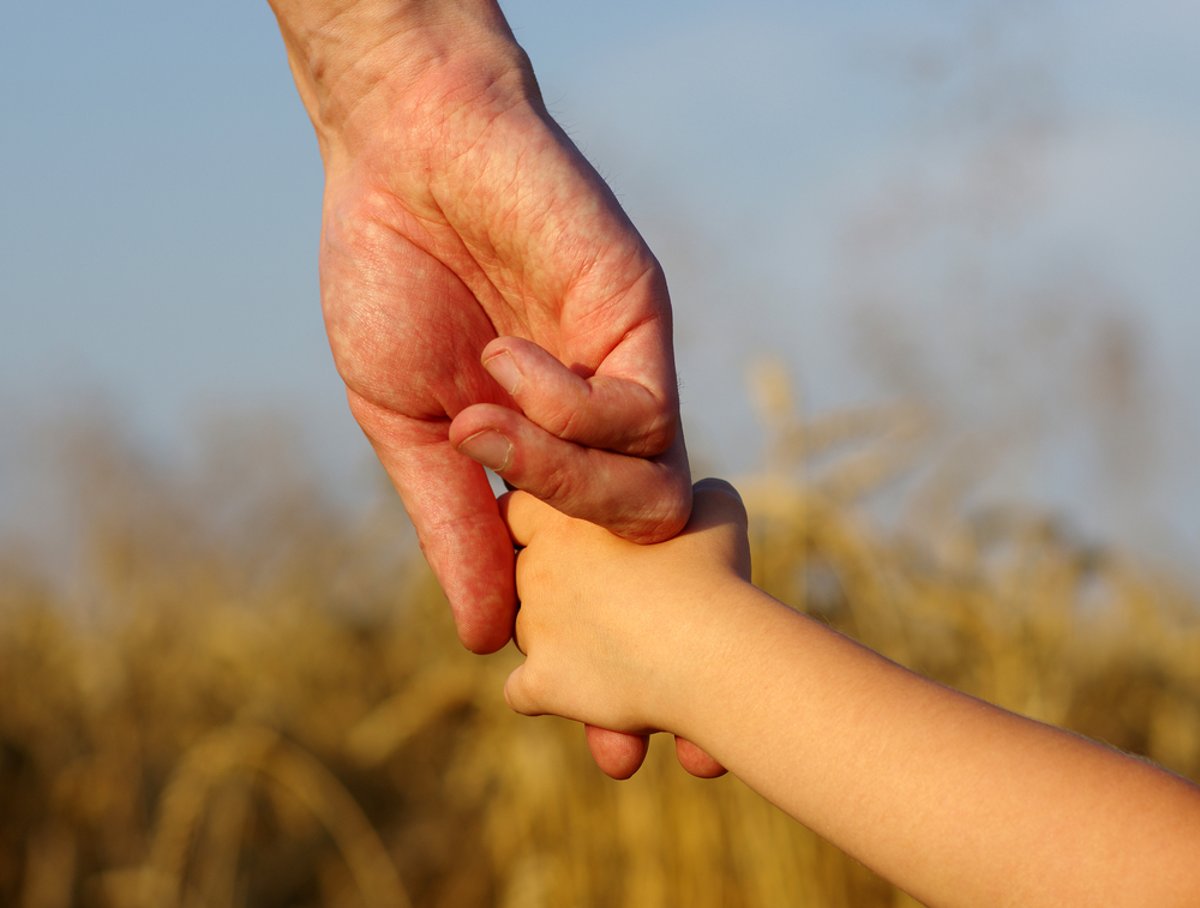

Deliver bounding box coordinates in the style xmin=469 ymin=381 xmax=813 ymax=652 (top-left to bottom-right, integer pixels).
xmin=2 ymin=1 xmax=1198 ymax=906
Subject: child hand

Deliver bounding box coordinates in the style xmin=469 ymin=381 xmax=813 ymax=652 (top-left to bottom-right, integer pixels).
xmin=500 ymin=478 xmax=751 ymax=740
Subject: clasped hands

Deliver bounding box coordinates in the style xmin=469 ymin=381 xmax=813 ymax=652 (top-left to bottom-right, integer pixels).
xmin=268 ymin=0 xmax=721 ymax=779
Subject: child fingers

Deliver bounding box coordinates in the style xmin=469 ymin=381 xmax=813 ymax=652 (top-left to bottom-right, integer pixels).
xmin=692 ymin=477 xmax=747 ymax=524
xmin=690 ymin=478 xmax=752 ymax=579
xmin=496 ymin=489 xmax=549 ymax=548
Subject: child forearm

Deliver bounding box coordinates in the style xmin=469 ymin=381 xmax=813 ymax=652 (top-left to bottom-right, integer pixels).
xmin=502 ymin=485 xmax=1200 ymax=906
xmin=669 ymin=579 xmax=1200 ymax=908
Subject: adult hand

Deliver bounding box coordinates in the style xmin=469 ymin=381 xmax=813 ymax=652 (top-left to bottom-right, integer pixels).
xmin=268 ymin=0 xmax=720 ymax=778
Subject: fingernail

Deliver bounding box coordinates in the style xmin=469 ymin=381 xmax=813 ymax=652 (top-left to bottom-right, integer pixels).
xmin=459 ymin=429 xmax=513 ymax=472
xmin=483 ymin=350 xmax=522 ymax=395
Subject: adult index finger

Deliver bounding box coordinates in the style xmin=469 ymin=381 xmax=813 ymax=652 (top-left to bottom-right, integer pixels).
xmin=481 ymin=335 xmax=678 ymax=458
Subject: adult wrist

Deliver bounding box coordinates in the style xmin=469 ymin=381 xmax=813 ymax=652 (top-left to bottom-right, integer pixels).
xmin=267 ymin=0 xmax=538 ymax=162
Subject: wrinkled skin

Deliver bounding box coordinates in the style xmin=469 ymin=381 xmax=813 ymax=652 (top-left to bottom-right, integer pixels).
xmin=268 ymin=0 xmax=721 ymax=778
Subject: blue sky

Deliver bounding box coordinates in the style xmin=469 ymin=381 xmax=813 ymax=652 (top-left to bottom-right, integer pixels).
xmin=2 ymin=1 xmax=1198 ymax=567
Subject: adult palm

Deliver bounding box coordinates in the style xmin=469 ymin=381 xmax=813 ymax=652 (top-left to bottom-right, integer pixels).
xmin=319 ymin=61 xmax=691 ymax=643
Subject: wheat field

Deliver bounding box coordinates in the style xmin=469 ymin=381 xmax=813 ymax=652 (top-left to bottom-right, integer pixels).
xmin=3 ymin=382 xmax=1198 ymax=907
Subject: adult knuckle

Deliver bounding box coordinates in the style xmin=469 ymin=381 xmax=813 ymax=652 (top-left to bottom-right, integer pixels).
xmin=540 ymin=397 xmax=583 ymax=440
xmin=537 ymin=461 xmax=577 ymax=509
xmin=632 ymin=408 xmax=677 ymax=457
xmin=627 ymin=475 xmax=692 ymax=543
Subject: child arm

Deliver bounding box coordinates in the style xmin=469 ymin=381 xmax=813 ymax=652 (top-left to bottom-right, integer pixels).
xmin=501 ymin=480 xmax=1200 ymax=908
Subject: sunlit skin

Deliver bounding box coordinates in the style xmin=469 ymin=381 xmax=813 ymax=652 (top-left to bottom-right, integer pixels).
xmin=266 ymin=0 xmax=716 ymax=778
xmin=502 ymin=479 xmax=1200 ymax=908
